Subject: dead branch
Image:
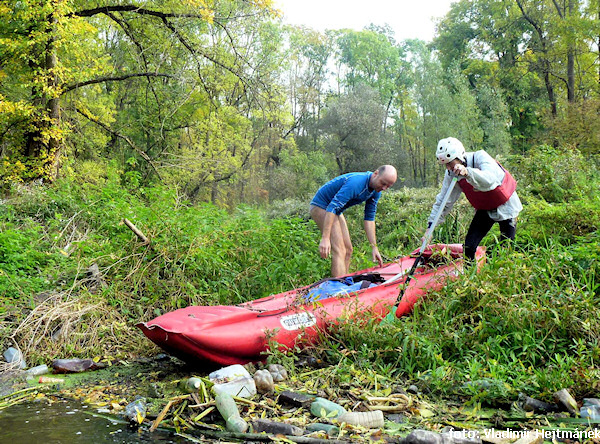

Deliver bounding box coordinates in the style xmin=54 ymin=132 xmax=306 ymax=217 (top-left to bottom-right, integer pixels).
xmin=122 ymin=218 xmax=150 ymax=245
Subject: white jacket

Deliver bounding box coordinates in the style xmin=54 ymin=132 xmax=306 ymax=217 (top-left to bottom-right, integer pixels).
xmin=428 ymin=150 xmax=523 ymax=226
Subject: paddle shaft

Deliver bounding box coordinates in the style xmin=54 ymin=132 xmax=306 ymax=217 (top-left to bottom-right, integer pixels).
xmin=384 ymin=176 xmax=459 ymax=292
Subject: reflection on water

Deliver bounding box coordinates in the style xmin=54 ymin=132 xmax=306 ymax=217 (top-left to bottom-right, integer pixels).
xmin=0 ymin=399 xmax=191 ymax=443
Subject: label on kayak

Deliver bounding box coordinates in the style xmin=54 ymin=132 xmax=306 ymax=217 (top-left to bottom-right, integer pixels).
xmin=280 ymin=312 xmax=317 ymax=330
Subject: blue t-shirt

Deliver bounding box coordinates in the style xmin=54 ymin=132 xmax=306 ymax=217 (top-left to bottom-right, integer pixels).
xmin=310 ymin=172 xmax=381 ymax=221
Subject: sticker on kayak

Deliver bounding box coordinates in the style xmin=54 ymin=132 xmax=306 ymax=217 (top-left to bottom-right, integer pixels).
xmin=280 ymin=312 xmax=317 ymax=331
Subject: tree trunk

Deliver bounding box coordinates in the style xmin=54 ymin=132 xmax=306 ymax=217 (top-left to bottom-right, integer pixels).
xmin=47 ymin=19 xmax=61 ymax=180
xmin=211 ymin=182 xmax=218 ymax=204
xmin=24 ymin=12 xmax=62 ymax=181
xmin=567 ymin=0 xmax=575 ymax=102
xmin=516 ymin=0 xmax=558 ymax=117
xmin=544 ymin=70 xmax=557 ymax=117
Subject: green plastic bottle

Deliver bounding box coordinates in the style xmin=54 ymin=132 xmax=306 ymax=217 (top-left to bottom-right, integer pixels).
xmin=179 ymin=377 xmax=202 ymax=393
xmin=306 ymin=423 xmax=340 ymax=435
xmin=215 ymin=391 xmax=248 ymax=433
xmin=310 ymin=397 xmax=347 ymax=419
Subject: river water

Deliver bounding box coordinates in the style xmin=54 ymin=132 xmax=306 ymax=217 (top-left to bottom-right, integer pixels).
xmin=0 ymin=399 xmax=191 ymax=443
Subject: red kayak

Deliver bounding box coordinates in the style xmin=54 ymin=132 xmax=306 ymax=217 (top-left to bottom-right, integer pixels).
xmin=138 ymin=244 xmax=485 ymax=366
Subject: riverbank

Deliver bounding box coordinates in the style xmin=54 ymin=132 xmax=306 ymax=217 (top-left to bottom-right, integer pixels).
xmin=2 ymin=353 xmax=599 ymax=443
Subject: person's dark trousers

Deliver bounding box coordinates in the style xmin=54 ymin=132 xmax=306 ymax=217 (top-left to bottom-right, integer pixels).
xmin=464 ymin=210 xmax=517 ymax=261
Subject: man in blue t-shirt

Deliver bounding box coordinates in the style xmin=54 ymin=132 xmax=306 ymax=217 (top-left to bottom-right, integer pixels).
xmin=310 ymin=165 xmax=397 ymax=277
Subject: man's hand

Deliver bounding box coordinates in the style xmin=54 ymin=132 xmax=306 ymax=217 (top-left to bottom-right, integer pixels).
xmin=372 ymin=246 xmax=383 ymax=267
xmin=421 ymin=225 xmax=432 ymax=243
xmin=319 ymin=237 xmax=331 ymax=259
xmin=452 ymin=164 xmax=468 ymax=177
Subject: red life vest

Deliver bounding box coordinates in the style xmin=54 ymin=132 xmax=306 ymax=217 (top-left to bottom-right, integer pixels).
xmin=458 ymin=163 xmax=517 ymax=210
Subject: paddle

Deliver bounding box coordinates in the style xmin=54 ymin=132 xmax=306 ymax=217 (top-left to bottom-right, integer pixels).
xmin=382 ymin=176 xmax=458 ymax=322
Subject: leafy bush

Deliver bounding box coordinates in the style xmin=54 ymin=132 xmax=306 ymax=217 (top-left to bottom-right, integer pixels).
xmin=510 ymin=146 xmax=599 ymax=203
xmin=519 ymin=198 xmax=600 ymax=245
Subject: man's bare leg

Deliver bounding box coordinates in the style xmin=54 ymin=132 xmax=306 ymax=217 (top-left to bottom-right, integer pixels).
xmin=310 ymin=207 xmax=350 ymax=277
xmin=337 ymin=213 xmax=353 ymax=274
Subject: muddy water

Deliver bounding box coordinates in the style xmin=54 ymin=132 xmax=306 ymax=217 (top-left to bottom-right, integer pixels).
xmin=0 ymin=399 xmax=190 ymax=443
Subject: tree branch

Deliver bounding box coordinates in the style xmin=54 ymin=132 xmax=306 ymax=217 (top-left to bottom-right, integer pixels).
xmin=74 ymin=4 xmax=271 ymax=21
xmin=160 ymin=16 xmax=250 ymax=88
xmin=74 ymin=6 xmax=210 ymax=19
xmin=551 ymin=0 xmax=565 ymax=19
xmin=515 ymin=0 xmax=544 ymax=40
xmin=74 ymin=106 xmax=162 ymax=180
xmin=63 ymin=73 xmax=176 ymax=94
xmin=122 ymin=218 xmax=150 ymax=244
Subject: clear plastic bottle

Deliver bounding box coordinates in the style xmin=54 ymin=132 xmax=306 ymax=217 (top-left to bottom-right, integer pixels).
xmin=124 ymin=397 xmax=147 ymax=426
xmin=24 ymin=364 xmax=49 ymax=377
xmin=580 ymin=405 xmax=600 ymax=420
xmin=209 ymin=364 xmax=249 ymax=381
xmin=3 ymin=347 xmax=26 ymax=369
xmin=338 ymin=410 xmax=385 ymax=428
xmin=253 ymin=369 xmax=274 ymax=394
xmin=212 ymin=375 xmax=256 ymax=398
xmin=210 ymin=364 xmax=256 ymax=398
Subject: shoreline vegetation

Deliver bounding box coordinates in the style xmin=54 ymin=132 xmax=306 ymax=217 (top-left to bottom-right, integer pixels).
xmin=1 ymin=148 xmax=599 ymax=441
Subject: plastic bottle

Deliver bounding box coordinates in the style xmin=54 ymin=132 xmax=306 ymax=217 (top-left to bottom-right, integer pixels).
xmin=24 ymin=364 xmax=49 ymax=377
xmin=39 ymin=376 xmax=65 ymax=383
xmin=209 ymin=364 xmax=249 ymax=381
xmin=124 ymin=397 xmax=147 ymax=426
xmin=214 ymin=391 xmax=248 ymax=433
xmin=251 ymin=419 xmax=303 ymax=436
xmin=267 ymin=364 xmax=288 ymax=382
xmin=580 ymin=406 xmax=600 ymax=421
xmin=278 ymin=390 xmax=315 ymax=408
xmin=52 ymin=358 xmax=98 ymax=373
xmin=337 ymin=410 xmax=385 ymax=428
xmin=306 ymin=423 xmax=340 ymax=436
xmin=520 ymin=394 xmax=558 ymax=413
xmin=3 ymin=347 xmax=26 ymax=369
xmin=179 ymin=377 xmax=202 ymax=393
xmin=554 ymin=389 xmax=579 ymax=415
xmin=210 ymin=364 xmax=256 ymax=398
xmin=310 ymin=397 xmax=347 ymax=419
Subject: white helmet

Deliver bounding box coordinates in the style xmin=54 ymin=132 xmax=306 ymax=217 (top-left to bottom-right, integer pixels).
xmin=436 ymin=137 xmax=466 ymax=164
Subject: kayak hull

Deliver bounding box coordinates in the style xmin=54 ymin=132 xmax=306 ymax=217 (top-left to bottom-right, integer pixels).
xmin=138 ymin=244 xmax=485 ymax=366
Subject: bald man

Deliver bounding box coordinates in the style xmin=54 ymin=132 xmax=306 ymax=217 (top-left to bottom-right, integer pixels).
xmin=309 ymin=165 xmax=397 ymax=277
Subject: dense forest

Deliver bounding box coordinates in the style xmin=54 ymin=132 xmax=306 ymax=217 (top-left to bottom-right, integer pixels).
xmin=1 ymin=0 xmax=600 ymax=429
xmin=2 ymin=0 xmax=599 ymax=202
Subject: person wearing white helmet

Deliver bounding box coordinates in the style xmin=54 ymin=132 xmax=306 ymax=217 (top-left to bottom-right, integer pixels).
xmin=428 ymin=137 xmax=523 ymax=261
